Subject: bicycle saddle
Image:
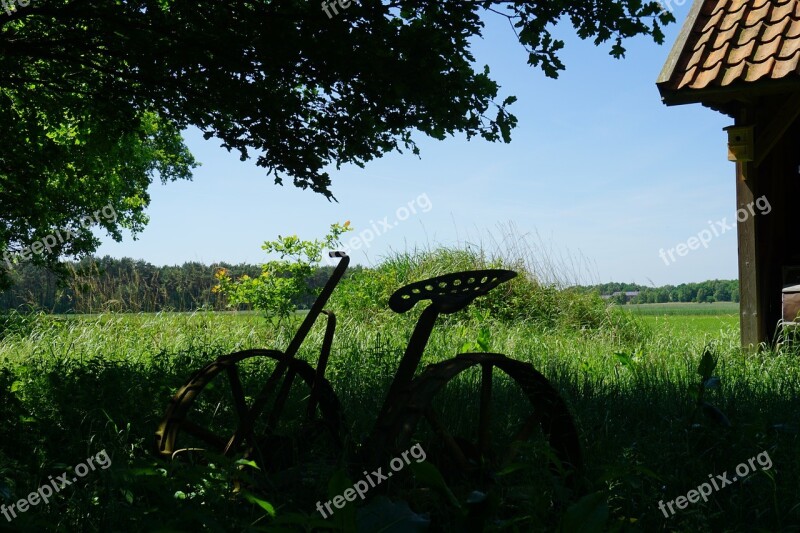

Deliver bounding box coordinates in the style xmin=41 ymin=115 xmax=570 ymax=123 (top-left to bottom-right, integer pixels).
xmin=389 ymin=269 xmax=517 ymax=314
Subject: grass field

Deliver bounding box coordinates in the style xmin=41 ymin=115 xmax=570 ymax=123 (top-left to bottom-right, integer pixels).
xmin=622 ymin=303 xmax=740 ymax=338
xmin=625 ymin=302 xmax=739 ymax=316
xmin=1 ymin=268 xmax=798 ymax=531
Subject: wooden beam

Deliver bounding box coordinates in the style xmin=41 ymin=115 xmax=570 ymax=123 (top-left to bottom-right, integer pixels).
xmin=755 ymin=92 xmax=800 ymax=167
xmin=736 ymin=155 xmax=763 ymax=350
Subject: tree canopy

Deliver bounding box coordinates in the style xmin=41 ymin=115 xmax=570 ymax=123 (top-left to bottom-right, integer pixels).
xmin=0 ymin=0 xmax=673 ymax=288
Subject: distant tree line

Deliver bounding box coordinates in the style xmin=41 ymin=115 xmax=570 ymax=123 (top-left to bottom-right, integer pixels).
xmin=0 ymin=256 xmax=737 ymax=313
xmin=574 ymin=280 xmax=739 ymax=305
xmin=0 ymin=256 xmax=357 ymax=314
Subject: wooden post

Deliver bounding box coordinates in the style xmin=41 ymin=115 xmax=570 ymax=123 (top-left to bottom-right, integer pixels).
xmin=727 ymin=109 xmax=761 ymax=349
xmin=734 ymin=131 xmax=763 ymax=349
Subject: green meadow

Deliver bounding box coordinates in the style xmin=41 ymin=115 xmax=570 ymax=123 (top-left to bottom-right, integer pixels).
xmin=625 ymin=302 xmax=740 ymax=338
xmin=0 ymin=250 xmax=798 ymax=532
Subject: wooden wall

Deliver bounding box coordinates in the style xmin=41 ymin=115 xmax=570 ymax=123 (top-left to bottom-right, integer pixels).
xmin=738 ymin=95 xmax=800 ymax=347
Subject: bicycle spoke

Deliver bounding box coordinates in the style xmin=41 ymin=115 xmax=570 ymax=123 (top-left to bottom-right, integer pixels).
xmin=268 ymin=368 xmax=297 ymax=430
xmin=226 ymin=364 xmax=249 ymax=423
xmin=478 ymin=362 xmax=493 ymax=460
xmin=232 ymin=360 xmax=289 ymax=450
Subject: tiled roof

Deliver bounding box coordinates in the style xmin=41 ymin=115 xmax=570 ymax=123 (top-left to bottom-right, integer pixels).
xmin=658 ymin=0 xmax=800 ymax=102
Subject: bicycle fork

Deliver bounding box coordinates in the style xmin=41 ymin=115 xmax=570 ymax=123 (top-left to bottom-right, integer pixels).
xmin=222 ymin=310 xmax=338 ymax=455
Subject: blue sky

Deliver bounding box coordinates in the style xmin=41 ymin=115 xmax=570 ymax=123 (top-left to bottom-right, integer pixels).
xmin=96 ymin=5 xmax=741 ymax=287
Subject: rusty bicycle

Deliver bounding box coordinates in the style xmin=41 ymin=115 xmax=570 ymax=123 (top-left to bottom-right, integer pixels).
xmin=154 ymin=251 xmax=581 ymax=515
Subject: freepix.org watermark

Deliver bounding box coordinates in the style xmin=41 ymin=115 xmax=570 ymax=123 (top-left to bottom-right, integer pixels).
xmin=1 ymin=449 xmax=111 ymax=522
xmin=321 ymin=0 xmax=356 ymax=19
xmin=658 ymin=195 xmax=771 ymax=266
xmin=657 ymin=0 xmax=688 ymax=13
xmin=2 ymin=203 xmax=117 ymax=269
xmin=326 ymin=193 xmax=432 ymax=264
xmin=657 ymin=450 xmax=772 ymax=518
xmin=315 ymin=443 xmax=427 ymax=519
xmin=2 ymin=0 xmax=30 ymax=16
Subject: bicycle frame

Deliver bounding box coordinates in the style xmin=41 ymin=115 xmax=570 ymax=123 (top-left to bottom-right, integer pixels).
xmin=308 ymin=253 xmax=442 ymax=429
xmin=307 ymin=251 xmax=440 ymax=416
xmin=285 ymin=251 xmax=350 ymax=359
xmin=258 ymin=252 xmax=460 ymax=454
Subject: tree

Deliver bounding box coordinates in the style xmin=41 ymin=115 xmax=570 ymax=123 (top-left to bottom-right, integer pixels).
xmin=0 ymin=0 xmax=673 ymax=287
xmin=713 ymin=284 xmax=731 ymax=302
xmin=696 ymin=288 xmax=711 ymax=303
xmin=612 ymin=292 xmax=627 ymax=305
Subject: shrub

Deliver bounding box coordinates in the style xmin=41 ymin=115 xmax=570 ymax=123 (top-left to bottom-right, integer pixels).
xmin=329 ymin=246 xmax=608 ymax=332
xmin=213 ymin=222 xmax=350 ymax=323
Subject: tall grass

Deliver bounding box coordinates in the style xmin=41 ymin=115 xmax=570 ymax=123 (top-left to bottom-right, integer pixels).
xmin=0 ymin=244 xmax=798 ymax=531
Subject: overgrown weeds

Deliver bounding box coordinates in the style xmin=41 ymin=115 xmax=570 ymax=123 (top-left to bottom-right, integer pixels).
xmin=0 ymin=245 xmax=798 ymax=531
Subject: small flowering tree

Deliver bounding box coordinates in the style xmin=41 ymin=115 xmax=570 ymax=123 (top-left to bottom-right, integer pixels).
xmin=213 ymin=222 xmax=351 ymax=323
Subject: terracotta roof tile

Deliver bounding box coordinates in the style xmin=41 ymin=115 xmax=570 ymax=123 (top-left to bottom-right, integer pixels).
xmin=762 ymin=16 xmax=790 ymax=41
xmin=779 ymin=34 xmax=800 ymax=56
xmin=754 ymin=40 xmax=780 ymax=61
xmin=696 ymin=57 xmax=726 ymax=85
xmin=658 ymin=0 xmax=800 ymax=95
xmin=728 ymin=37 xmax=757 ymax=63
xmin=788 ymin=16 xmax=800 ymax=37
xmin=772 ymin=48 xmax=800 ymax=75
xmin=771 ymin=0 xmax=797 ymax=20
xmin=745 ymin=55 xmax=776 ymax=80
xmin=745 ymin=0 xmax=771 ymax=25
xmin=701 ymin=0 xmax=727 ymax=16
xmin=700 ymin=6 xmax=727 ymax=33
xmin=677 ymin=65 xmax=700 ymax=88
xmin=721 ymin=55 xmax=748 ymax=82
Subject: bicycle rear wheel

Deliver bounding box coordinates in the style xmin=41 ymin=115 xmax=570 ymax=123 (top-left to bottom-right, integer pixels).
xmin=378 ymin=353 xmax=581 ymax=527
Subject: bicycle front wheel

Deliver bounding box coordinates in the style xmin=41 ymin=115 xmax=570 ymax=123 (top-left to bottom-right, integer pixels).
xmin=155 ymin=349 xmax=344 ymax=492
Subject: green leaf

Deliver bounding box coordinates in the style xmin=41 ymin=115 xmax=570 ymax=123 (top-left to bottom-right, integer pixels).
xmin=242 ymin=490 xmax=276 ymax=517
xmin=697 ymin=346 xmax=717 ymax=380
xmin=614 ymin=351 xmax=633 ymax=368
xmin=476 ymin=326 xmax=491 ymax=351
xmin=235 ymin=458 xmax=261 ymax=470
xmin=127 ymin=467 xmax=162 ymax=476
xmin=408 ymin=461 xmax=462 ymax=511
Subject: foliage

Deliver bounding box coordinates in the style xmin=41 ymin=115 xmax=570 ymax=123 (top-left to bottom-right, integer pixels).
xmin=329 ymin=246 xmax=608 ymax=332
xmin=0 ymin=0 xmax=673 ymax=199
xmin=212 ymin=222 xmax=351 ymax=322
xmin=0 ymin=102 xmax=197 ymax=290
xmin=692 ymin=343 xmax=731 ymax=428
xmin=577 ymin=279 xmax=741 ymax=303
xmin=2 ymin=252 xmax=743 ymax=320
xmin=0 ymin=257 xmax=260 ymax=313
xmin=0 ymin=296 xmax=796 ymax=530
